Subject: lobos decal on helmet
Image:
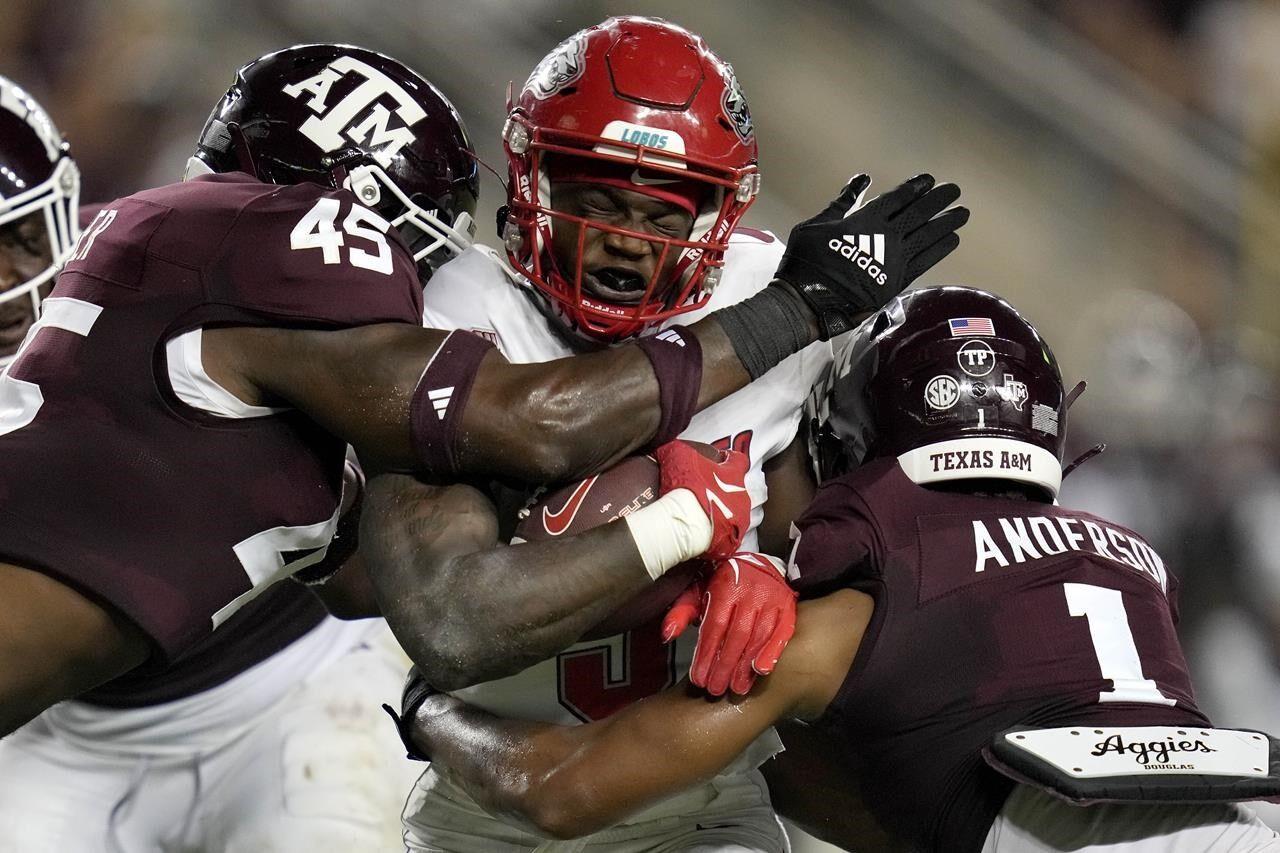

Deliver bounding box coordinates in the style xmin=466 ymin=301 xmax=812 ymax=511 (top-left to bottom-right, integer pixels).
xmin=721 ymin=65 xmax=753 ymax=142
xmin=525 ymin=32 xmax=587 ymax=100
xmin=282 ymin=56 xmax=425 ymax=168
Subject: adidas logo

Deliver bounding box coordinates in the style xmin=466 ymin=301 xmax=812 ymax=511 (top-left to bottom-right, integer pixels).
xmin=827 ymin=233 xmax=888 ymax=286
xmin=427 ymin=386 xmax=454 ymax=420
xmin=654 ymin=329 xmax=686 ymax=347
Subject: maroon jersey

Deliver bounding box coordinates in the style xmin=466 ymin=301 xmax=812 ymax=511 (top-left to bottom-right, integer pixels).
xmin=791 ymin=457 xmax=1209 ymax=853
xmin=0 ymin=172 xmax=421 ymax=662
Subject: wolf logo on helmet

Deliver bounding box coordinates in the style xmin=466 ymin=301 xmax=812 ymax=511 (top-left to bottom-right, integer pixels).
xmin=524 ymin=32 xmax=587 ymax=100
xmin=720 ymin=66 xmax=754 ymax=143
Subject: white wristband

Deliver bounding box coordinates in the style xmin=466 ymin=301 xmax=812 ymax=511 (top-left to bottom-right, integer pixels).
xmin=623 ymin=488 xmax=713 ymax=581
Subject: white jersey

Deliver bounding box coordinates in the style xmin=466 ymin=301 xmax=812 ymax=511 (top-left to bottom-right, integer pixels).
xmin=422 ymin=232 xmax=832 ymax=736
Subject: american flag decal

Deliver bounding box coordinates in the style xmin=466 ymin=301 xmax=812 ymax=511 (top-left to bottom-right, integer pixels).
xmin=949 ymin=317 xmax=995 ymax=337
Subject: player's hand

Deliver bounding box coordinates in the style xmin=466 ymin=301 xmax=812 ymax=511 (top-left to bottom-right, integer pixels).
xmin=654 ymin=440 xmax=751 ymax=560
xmin=775 ymin=173 xmax=969 ymax=339
xmin=667 ymin=552 xmax=798 ymax=697
xmin=661 ymin=573 xmax=708 ymax=643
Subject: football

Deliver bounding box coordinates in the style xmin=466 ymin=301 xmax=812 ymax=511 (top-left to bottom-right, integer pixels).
xmin=512 ymin=444 xmax=718 ymax=639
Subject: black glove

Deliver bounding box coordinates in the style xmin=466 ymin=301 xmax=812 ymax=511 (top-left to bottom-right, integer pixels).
xmin=381 ymin=664 xmax=438 ymax=762
xmin=775 ymin=174 xmax=969 ymax=338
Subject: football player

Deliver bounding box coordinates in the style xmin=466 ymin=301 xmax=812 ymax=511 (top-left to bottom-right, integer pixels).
xmin=0 ymin=39 xmax=951 ymax=742
xmin=360 ymin=17 xmax=968 ymax=852
xmin=0 ymin=73 xmax=425 ymax=852
xmin=398 ymin=287 xmax=1280 ymax=852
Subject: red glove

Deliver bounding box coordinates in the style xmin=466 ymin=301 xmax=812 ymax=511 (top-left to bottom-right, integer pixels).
xmin=654 ymin=440 xmax=751 ymax=560
xmin=664 ymin=552 xmax=798 ymax=697
xmin=661 ymin=573 xmax=707 ymax=644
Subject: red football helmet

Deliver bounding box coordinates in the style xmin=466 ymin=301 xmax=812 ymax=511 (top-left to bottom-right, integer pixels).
xmin=808 ymin=287 xmax=1070 ymax=499
xmin=502 ymin=16 xmax=760 ymax=342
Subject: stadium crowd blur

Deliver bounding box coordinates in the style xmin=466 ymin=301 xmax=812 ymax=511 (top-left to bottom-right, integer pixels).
xmin=4 ymin=0 xmax=1280 ymax=840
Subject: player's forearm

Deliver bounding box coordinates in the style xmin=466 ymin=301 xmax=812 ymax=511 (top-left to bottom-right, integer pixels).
xmin=411 ymin=693 xmax=587 ymax=838
xmin=459 ymin=344 xmax=666 ymax=483
xmin=361 ymin=474 xmax=654 ymax=690
xmin=414 ymin=683 xmax=785 ymax=840
xmin=405 ymin=529 xmax=652 ymax=690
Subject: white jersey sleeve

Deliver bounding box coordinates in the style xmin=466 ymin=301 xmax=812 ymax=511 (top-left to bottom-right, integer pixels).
xmin=422 ymin=245 xmax=575 ymax=362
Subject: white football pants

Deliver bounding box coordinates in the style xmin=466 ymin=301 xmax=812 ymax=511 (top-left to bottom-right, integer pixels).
xmin=403 ymin=762 xmax=789 ymax=853
xmin=0 ymin=618 xmax=421 ymax=853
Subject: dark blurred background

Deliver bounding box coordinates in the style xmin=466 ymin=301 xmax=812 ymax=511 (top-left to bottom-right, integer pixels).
xmin=5 ymin=0 xmax=1280 ymax=844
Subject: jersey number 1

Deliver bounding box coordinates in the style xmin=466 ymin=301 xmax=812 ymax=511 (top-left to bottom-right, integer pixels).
xmin=1064 ymin=582 xmax=1175 ymax=706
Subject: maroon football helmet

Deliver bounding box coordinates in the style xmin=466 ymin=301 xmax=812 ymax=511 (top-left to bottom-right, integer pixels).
xmin=0 ymin=75 xmax=80 ymax=363
xmin=809 ymin=286 xmax=1068 ymax=498
xmin=191 ymin=44 xmax=479 ymax=276
xmin=502 ymin=16 xmax=760 ymax=342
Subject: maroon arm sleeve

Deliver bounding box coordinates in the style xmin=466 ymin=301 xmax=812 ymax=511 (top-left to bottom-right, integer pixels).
xmin=410 ymin=331 xmax=496 ymax=481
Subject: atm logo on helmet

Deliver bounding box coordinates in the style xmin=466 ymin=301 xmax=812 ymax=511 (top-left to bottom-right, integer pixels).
xmin=282 ymin=56 xmax=425 ymax=168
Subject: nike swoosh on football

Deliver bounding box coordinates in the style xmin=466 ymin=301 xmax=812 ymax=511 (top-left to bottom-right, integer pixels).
xmin=631 ymin=169 xmax=681 ymax=186
xmin=542 ymin=475 xmax=599 ymax=536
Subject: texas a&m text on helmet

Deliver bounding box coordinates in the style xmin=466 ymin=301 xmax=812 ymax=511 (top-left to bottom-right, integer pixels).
xmin=501 ymin=16 xmax=760 ymax=342
xmin=191 ymin=43 xmax=479 ymax=276
xmin=808 ymin=286 xmax=1069 ymax=499
xmin=0 ymin=75 xmax=80 ymax=361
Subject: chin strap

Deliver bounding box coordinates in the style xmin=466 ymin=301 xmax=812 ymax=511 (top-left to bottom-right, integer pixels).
xmin=226 ymin=122 xmax=259 ymax=178
xmin=1063 ymin=443 xmax=1106 ymax=479
xmin=1064 ymin=380 xmax=1087 ymax=409
xmin=1060 ymin=379 xmax=1101 ymax=479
